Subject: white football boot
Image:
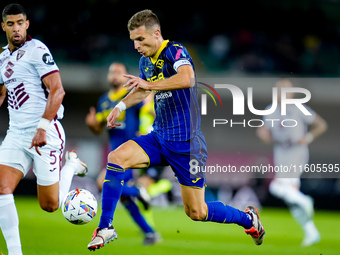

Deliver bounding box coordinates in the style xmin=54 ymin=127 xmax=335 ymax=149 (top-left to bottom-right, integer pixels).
xmin=244 ymin=206 xmax=265 ymax=245
xmin=301 ymin=221 xmax=321 ymax=246
xmin=65 ymin=150 xmax=88 ymax=177
xmin=87 ymin=226 xmax=118 ymax=251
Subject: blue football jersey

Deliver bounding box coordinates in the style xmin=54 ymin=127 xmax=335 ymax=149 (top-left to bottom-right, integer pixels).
xmin=96 ymin=89 xmax=142 ymax=150
xmin=139 ymin=40 xmax=201 ymax=141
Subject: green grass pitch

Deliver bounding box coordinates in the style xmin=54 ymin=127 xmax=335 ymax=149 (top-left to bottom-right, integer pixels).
xmin=0 ymin=196 xmax=339 ymax=255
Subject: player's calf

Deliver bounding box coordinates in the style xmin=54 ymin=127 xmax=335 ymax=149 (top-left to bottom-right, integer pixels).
xmin=184 ymin=204 xmax=207 ymax=221
xmin=180 ymin=186 xmax=207 ymax=221
xmin=37 ymin=182 xmax=59 ymax=212
xmin=39 ymin=199 xmax=59 ymax=212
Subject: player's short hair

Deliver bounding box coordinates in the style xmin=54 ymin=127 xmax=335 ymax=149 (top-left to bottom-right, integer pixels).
xmin=127 ymin=9 xmax=160 ymax=32
xmin=2 ymin=3 xmax=27 ymax=20
xmin=111 ymin=62 xmax=128 ymax=73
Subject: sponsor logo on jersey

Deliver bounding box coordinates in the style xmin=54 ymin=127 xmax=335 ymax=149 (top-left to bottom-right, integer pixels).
xmin=155 ymin=91 xmax=172 ymax=101
xmin=4 ymin=78 xmax=16 ymax=85
xmin=4 ymin=61 xmax=14 ymax=78
xmin=42 ymin=53 xmax=55 ymax=65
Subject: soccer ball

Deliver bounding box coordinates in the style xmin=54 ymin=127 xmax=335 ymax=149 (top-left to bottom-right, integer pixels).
xmin=62 ymin=189 xmax=97 ymax=225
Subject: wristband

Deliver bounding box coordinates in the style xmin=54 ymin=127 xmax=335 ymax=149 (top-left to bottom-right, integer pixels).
xmin=37 ymin=118 xmax=51 ymax=131
xmin=305 ymin=132 xmax=314 ymax=144
xmin=115 ymin=101 xmax=126 ymax=112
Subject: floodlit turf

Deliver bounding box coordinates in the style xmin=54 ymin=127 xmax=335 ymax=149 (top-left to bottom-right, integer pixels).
xmin=0 ymin=196 xmax=339 ymax=255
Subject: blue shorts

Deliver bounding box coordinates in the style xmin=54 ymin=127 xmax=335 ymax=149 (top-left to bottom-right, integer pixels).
xmin=131 ymin=131 xmax=208 ymax=188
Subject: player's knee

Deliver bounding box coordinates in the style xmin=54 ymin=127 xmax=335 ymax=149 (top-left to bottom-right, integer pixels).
xmin=108 ymin=150 xmax=124 ymax=168
xmin=40 ymin=200 xmax=59 ymax=212
xmin=107 ymin=150 xmax=118 ymax=163
xmin=0 ymin=184 xmax=13 ymax=195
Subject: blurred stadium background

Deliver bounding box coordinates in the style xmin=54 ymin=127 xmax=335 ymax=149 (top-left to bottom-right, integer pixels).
xmin=0 ymin=1 xmax=340 ymax=253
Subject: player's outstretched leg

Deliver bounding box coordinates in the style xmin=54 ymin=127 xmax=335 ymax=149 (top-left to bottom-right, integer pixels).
xmin=181 ymin=186 xmax=265 ymax=245
xmin=87 ymin=140 xmax=151 ymax=250
xmin=59 ymin=150 xmax=88 ymax=207
xmin=205 ymin=201 xmax=265 ymax=245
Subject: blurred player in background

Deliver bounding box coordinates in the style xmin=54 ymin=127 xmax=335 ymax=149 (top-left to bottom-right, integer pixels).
xmin=86 ymin=62 xmax=163 ymax=245
xmin=87 ymin=9 xmax=265 ymax=251
xmin=0 ymin=4 xmax=87 ymax=255
xmin=257 ymin=79 xmax=327 ymax=246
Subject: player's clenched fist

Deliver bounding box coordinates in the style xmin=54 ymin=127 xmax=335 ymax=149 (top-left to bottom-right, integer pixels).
xmin=107 ymin=107 xmax=122 ymax=129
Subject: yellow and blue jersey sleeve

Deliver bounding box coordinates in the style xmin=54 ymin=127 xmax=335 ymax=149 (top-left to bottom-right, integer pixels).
xmin=95 ymin=93 xmax=110 ymax=123
xmin=166 ymin=42 xmax=193 ymax=72
xmin=95 ymin=90 xmax=143 ymax=150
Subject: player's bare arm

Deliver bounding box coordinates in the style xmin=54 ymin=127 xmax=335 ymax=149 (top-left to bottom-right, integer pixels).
xmin=86 ymin=107 xmax=105 ymax=134
xmin=0 ymin=84 xmax=6 ymax=107
xmin=299 ymin=114 xmax=328 ymax=145
xmin=106 ymin=87 xmax=151 ymax=128
xmin=30 ymin=72 xmax=65 ymax=155
xmin=124 ymin=65 xmax=195 ymax=91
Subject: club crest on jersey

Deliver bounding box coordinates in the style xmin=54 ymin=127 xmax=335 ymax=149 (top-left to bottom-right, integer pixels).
xmin=42 ymin=53 xmax=55 ymax=65
xmin=156 ymin=59 xmax=164 ymax=69
xmin=16 ymin=50 xmax=25 ymax=61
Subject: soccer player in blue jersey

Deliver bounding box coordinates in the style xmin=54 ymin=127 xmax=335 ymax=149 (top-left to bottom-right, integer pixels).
xmin=87 ymin=10 xmax=265 ymax=251
xmin=86 ymin=62 xmax=141 ymax=149
xmin=86 ymin=62 xmax=161 ymax=245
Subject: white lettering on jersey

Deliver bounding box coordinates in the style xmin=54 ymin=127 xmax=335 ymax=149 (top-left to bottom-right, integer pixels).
xmin=155 ymin=91 xmax=173 ymax=101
